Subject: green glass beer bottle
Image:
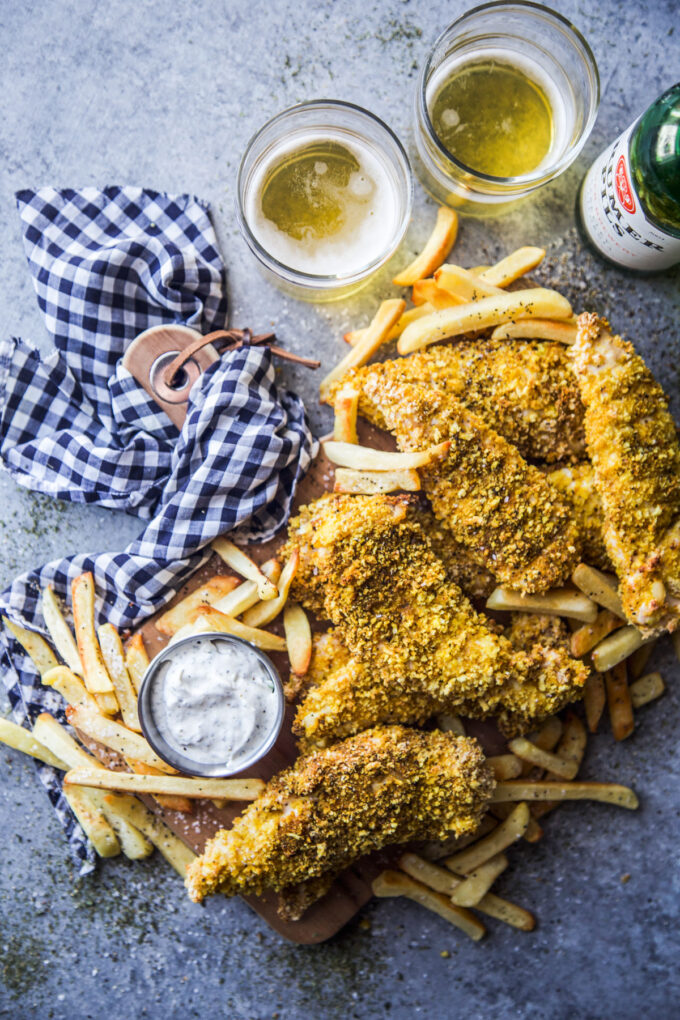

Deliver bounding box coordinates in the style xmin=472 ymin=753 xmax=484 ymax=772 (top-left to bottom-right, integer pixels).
xmin=578 ymin=82 xmax=680 ymax=270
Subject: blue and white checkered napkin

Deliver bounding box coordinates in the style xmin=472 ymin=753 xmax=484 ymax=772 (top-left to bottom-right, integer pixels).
xmin=0 ymin=187 xmax=316 ymax=871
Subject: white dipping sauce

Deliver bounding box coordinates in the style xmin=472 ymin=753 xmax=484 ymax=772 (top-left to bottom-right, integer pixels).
xmin=150 ymin=637 xmax=279 ymax=769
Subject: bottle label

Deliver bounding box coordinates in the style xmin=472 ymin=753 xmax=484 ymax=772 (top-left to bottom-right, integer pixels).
xmin=580 ymin=123 xmax=680 ymax=270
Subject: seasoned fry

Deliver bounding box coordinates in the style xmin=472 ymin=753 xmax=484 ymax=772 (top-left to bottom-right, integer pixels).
xmin=124 ymin=632 xmax=150 ymax=695
xmin=411 ymin=278 xmax=463 ymax=309
xmin=333 ymin=387 xmax=360 ymax=444
xmin=333 ymin=467 xmax=421 ymax=494
xmin=591 ymin=626 xmax=650 ymax=673
xmin=62 ymin=784 xmax=121 ymax=858
xmin=606 ymin=661 xmax=634 ymax=741
xmin=42 ymin=665 xmax=100 ymax=713
xmin=65 ymin=704 xmax=175 ymax=773
xmin=0 ymin=716 xmax=66 ymax=769
xmin=434 ymin=264 xmax=505 ymax=302
xmin=242 ymin=549 xmax=299 ymax=628
xmin=630 ymin=671 xmax=665 ymax=709
xmin=486 ymin=586 xmax=597 ymax=624
xmin=444 ymin=803 xmax=530 ymax=874
xmin=507 ymin=737 xmax=579 ymax=780
xmin=490 ymin=319 xmax=577 ymax=344
xmin=491 ymin=781 xmax=638 ymax=810
xmin=397 ymin=288 xmax=573 ymax=355
xmin=476 ymin=892 xmax=536 ymax=931
xmin=155 ymin=577 xmax=241 ymax=636
xmin=372 ymin=869 xmax=485 ymax=941
xmin=103 ymin=793 xmax=196 ymax=877
xmin=3 ymin=617 xmax=59 ymax=677
xmin=283 ymin=601 xmax=312 ymax=677
xmin=71 ymin=573 xmax=116 ymax=703
xmin=392 ymin=206 xmax=459 ymax=286
xmin=212 ymin=538 xmax=278 ymax=601
xmin=344 ymin=304 xmax=434 ymax=346
xmin=570 ymin=610 xmax=623 ymax=657
xmin=530 ymin=716 xmax=564 ymax=754
xmin=213 ymin=559 xmax=282 ymax=620
xmin=571 ymin=564 xmax=624 ymax=618
xmin=450 ymin=853 xmax=508 ymax=907
xmin=487 ymin=755 xmax=522 ymax=781
xmin=65 ymin=766 xmax=264 ymax=800
xmin=97 ymin=624 xmax=140 ymax=732
xmin=323 ymin=439 xmax=450 ymax=471
xmin=41 ymin=586 xmax=83 ymax=675
xmin=320 ymin=299 xmax=406 ymax=402
xmin=124 ymin=760 xmax=193 ymax=815
xmin=584 ymin=672 xmax=607 ymax=733
xmin=530 ymin=713 xmax=588 ymax=820
xmin=187 ymin=607 xmax=287 ymax=651
xmin=478 ymin=246 xmax=545 ymax=287
xmin=629 ymin=640 xmax=656 ymax=680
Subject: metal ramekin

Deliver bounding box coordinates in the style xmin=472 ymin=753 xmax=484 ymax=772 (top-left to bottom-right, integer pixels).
xmin=137 ymin=632 xmax=284 ymax=778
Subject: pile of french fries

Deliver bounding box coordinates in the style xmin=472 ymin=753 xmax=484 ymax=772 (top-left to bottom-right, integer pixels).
xmin=0 ymin=542 xmax=314 ymax=876
xmin=317 ymin=208 xmax=667 ymax=939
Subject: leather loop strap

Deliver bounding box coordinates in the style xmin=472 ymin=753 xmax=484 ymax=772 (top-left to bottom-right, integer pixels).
xmin=162 ymin=327 xmax=319 ymax=388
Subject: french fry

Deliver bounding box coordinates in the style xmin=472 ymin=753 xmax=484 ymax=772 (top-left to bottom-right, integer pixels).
xmin=125 ymin=760 xmax=193 ymax=815
xmin=571 ymin=564 xmax=624 ymax=618
xmin=398 ymin=853 xmax=534 ymax=930
xmin=62 ymin=784 xmax=121 ymax=858
xmin=507 ymin=737 xmax=579 ymax=780
xmin=570 ymin=610 xmax=623 ymax=658
xmin=411 ymin=278 xmax=463 ymax=309
xmin=242 ymin=549 xmax=299 ymax=628
xmin=103 ymin=793 xmax=196 ymax=877
xmin=41 ymin=586 xmax=83 ymax=675
xmin=436 ymin=713 xmax=466 ymax=737
xmin=333 ymin=387 xmax=360 ymax=444
xmin=2 ymin=617 xmax=58 ymax=677
xmin=630 ymin=671 xmax=665 ymax=709
xmin=71 ymin=573 xmax=116 ymax=701
xmin=65 ymin=704 xmax=175 ymax=773
xmin=333 ymin=467 xmax=421 ymax=494
xmin=187 ymin=607 xmax=287 ymax=652
xmin=392 ymin=206 xmax=459 ymax=286
xmin=591 ymin=626 xmax=650 ymax=673
xmin=65 ymin=766 xmax=264 ymax=801
xmin=491 ymin=781 xmax=638 ymax=810
xmin=397 ymin=288 xmax=573 ymax=355
xmin=212 ymin=538 xmax=278 ymax=601
xmin=319 ymin=299 xmax=406 ymax=402
xmin=434 ymin=264 xmax=505 ymax=302
xmin=486 ymin=586 xmax=597 ymax=623
xmin=629 ymin=639 xmax=656 ymax=679
xmin=33 ymin=713 xmax=153 ymax=859
xmin=444 ymin=803 xmax=530 ymax=874
xmin=155 ymin=577 xmax=241 ymax=636
xmin=42 ymin=665 xmax=100 ymax=713
xmin=372 ymin=869 xmax=485 ymax=941
xmin=124 ymin=632 xmax=150 ymax=695
xmin=0 ymin=716 xmax=66 ymax=770
xmin=478 ymin=246 xmax=546 ymax=287
xmin=606 ymin=661 xmax=634 ymax=741
xmin=490 ymin=319 xmax=577 ymax=344
xmin=209 ymin=559 xmax=282 ymax=622
xmin=450 ymin=853 xmax=508 ymax=907
xmin=530 ymin=716 xmax=564 ymax=754
xmin=486 ymin=755 xmax=521 ymax=781
xmin=583 ymin=672 xmax=607 ymax=733
xmin=323 ymin=439 xmax=449 ymax=472
xmin=283 ymin=602 xmax=312 ymax=677
xmin=97 ymin=624 xmax=141 ymax=732
xmin=489 ymin=806 xmax=543 ymax=843
xmin=344 ymin=304 xmax=434 ymax=346
xmin=531 ymin=713 xmax=588 ymax=819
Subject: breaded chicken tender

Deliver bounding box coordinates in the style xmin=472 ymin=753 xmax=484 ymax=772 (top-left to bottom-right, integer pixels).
xmin=284 ymin=494 xmax=587 ymax=746
xmin=546 ymin=462 xmax=611 ymax=570
xmin=571 ymin=313 xmax=680 ymax=634
xmin=345 ymin=380 xmax=581 ymax=592
xmin=185 ymin=726 xmax=494 ymax=912
xmin=334 ymin=340 xmax=585 ymax=463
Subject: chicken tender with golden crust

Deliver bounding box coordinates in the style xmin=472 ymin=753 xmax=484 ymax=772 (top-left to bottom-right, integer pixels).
xmin=350 ymin=381 xmax=581 ymax=592
xmin=546 ymin=462 xmax=611 ymax=571
xmin=185 ymin=726 xmax=494 ymax=911
xmin=334 ymin=340 xmax=585 ymax=463
xmin=571 ymin=313 xmax=680 ymax=634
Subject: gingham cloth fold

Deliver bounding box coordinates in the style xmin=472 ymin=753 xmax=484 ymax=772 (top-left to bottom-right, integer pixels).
xmin=0 ymin=187 xmax=316 ymax=872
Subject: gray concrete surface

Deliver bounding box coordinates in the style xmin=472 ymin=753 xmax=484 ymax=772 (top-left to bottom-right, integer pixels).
xmin=1 ymin=1 xmax=679 ymax=1017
